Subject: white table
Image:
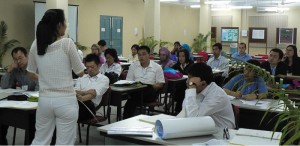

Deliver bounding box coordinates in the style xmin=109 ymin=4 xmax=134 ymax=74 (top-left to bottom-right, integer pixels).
xmin=97 ymin=115 xmax=281 ymax=145
xmin=97 ymin=115 xmax=236 ymax=145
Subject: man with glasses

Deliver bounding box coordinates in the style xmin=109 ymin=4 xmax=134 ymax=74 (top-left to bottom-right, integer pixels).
xmin=1 ymin=47 xmax=38 ymax=90
xmin=0 ymin=47 xmax=38 ymax=144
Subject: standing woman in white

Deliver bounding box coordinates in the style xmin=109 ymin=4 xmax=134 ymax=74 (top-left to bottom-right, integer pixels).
xmin=27 ymin=9 xmax=85 ymax=145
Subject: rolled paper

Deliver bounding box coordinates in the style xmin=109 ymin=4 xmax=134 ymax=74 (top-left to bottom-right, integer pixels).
xmin=155 ymin=116 xmax=217 ymax=139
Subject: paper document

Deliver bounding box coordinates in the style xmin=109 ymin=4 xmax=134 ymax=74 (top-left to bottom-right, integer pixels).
xmin=139 ymin=114 xmax=176 ymax=124
xmin=240 ymin=99 xmax=270 ymax=107
xmin=236 ymin=128 xmax=281 ymax=140
xmin=230 ymin=128 xmax=281 ymax=145
xmin=107 ymin=126 xmax=153 ymax=136
xmin=0 ymin=101 xmax=38 ymax=109
xmin=114 ymin=80 xmax=137 ymax=85
xmin=21 ymin=91 xmax=39 ymax=97
xmin=192 ymin=139 xmax=228 ymax=146
xmin=155 ymin=116 xmax=218 ymax=139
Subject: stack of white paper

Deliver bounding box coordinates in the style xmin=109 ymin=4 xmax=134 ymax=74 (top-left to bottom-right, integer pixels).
xmin=155 ymin=116 xmax=217 ymax=139
xmin=0 ymin=101 xmax=38 ymax=109
xmin=107 ymin=126 xmax=153 ymax=136
xmin=114 ymin=80 xmax=137 ymax=85
xmin=240 ymin=99 xmax=270 ymax=107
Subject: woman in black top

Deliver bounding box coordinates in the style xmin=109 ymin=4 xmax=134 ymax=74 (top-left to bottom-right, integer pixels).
xmin=172 ymin=49 xmax=194 ymax=75
xmin=171 ymin=49 xmax=193 ymax=113
xmin=283 ymin=45 xmax=300 ymax=76
xmin=283 ymin=45 xmax=300 ymax=87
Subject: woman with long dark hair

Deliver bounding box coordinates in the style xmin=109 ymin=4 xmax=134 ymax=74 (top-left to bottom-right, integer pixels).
xmin=283 ymin=45 xmax=300 ymax=87
xmin=283 ymin=45 xmax=300 ymax=75
xmin=27 ymin=9 xmax=85 ymax=145
xmin=172 ymin=49 xmax=194 ymax=75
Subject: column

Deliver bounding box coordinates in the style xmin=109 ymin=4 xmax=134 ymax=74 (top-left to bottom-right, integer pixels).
xmin=46 ymin=0 xmax=69 ymax=36
xmin=144 ymin=0 xmax=160 ymax=52
xmin=199 ymin=0 xmax=212 ymax=52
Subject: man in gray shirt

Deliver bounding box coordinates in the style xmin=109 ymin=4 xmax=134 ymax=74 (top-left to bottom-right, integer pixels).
xmin=0 ymin=47 xmax=38 ymax=145
xmin=1 ymin=47 xmax=38 ymax=91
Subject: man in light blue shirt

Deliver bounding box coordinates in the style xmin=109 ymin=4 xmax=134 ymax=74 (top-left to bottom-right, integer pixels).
xmin=207 ymin=43 xmax=229 ymax=77
xmin=231 ymin=42 xmax=252 ymax=62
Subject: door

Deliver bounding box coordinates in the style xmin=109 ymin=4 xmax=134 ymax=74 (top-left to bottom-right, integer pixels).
xmin=100 ymin=15 xmax=123 ymax=55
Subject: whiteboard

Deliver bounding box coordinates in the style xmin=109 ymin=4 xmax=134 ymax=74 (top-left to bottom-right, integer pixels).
xmin=34 ymin=2 xmax=78 ymax=42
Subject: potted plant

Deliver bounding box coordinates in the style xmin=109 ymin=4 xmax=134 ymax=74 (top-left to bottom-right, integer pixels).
xmin=0 ymin=21 xmax=19 ymax=67
xmin=191 ymin=32 xmax=211 ymax=52
xmin=138 ymin=36 xmax=159 ymax=54
xmin=75 ymin=42 xmax=88 ymax=51
xmin=138 ymin=36 xmax=172 ymax=56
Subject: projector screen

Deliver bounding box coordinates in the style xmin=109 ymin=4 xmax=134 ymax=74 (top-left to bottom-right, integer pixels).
xmin=34 ymin=2 xmax=78 ymax=42
xmin=221 ymin=27 xmax=239 ymax=43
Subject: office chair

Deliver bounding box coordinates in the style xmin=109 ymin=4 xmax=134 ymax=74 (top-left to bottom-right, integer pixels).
xmin=77 ymin=87 xmax=111 ymax=145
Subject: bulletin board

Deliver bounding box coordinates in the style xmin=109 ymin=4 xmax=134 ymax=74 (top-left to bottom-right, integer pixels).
xmin=276 ymin=28 xmax=297 ymax=45
xmin=248 ymin=27 xmax=268 ymax=54
xmin=249 ymin=27 xmax=267 ymax=43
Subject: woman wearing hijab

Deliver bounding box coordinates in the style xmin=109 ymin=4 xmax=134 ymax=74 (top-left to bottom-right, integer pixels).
xmin=157 ymin=47 xmax=176 ymax=70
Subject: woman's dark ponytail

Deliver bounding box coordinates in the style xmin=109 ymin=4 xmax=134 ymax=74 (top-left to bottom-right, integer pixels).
xmin=36 ymin=9 xmax=65 ymax=55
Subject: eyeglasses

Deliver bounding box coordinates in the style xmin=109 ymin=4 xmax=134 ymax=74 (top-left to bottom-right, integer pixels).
xmin=223 ymin=127 xmax=230 ymax=140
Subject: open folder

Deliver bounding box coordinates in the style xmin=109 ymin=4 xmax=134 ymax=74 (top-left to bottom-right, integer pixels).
xmin=155 ymin=116 xmax=218 ymax=139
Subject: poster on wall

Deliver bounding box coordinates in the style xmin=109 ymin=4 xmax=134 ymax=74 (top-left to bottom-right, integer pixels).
xmin=221 ymin=27 xmax=239 ymax=42
xmin=252 ymin=30 xmax=265 ymax=39
xmin=279 ymin=28 xmax=294 ymax=44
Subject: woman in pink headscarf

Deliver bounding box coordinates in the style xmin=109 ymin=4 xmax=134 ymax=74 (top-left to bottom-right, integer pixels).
xmin=157 ymin=47 xmax=176 ymax=69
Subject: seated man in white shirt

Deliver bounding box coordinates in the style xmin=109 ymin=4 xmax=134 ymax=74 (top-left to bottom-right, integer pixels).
xmin=123 ymin=46 xmax=165 ymax=119
xmin=177 ymin=62 xmax=235 ymax=129
xmin=75 ymin=54 xmax=109 ymax=121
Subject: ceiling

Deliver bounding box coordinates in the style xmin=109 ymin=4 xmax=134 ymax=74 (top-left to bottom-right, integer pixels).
xmin=160 ymin=0 xmax=300 ymax=7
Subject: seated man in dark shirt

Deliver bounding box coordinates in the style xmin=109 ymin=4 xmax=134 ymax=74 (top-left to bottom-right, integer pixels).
xmin=261 ymin=48 xmax=288 ymax=83
xmin=0 ymin=47 xmax=39 ymax=145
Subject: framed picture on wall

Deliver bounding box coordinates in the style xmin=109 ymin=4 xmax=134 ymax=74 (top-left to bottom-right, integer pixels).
xmin=276 ymin=28 xmax=297 ymax=44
